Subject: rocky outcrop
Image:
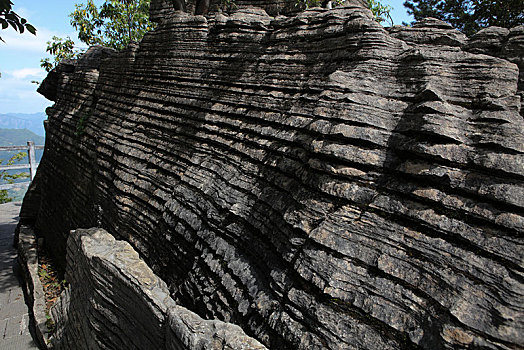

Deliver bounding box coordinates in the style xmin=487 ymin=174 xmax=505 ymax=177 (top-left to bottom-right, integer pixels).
xmin=48 ymin=228 xmax=266 ymax=350
xmin=465 ymin=25 xmax=524 ymax=109
xmin=153 ymin=0 xmax=369 ymax=17
xmin=26 ymin=2 xmax=524 ymax=349
xmin=17 ymin=225 xmax=50 ymax=348
xmin=152 ymin=0 xmax=297 ymax=17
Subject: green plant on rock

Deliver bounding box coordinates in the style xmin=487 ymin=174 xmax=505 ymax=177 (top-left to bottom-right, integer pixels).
xmin=38 ymin=247 xmax=67 ymax=337
xmin=45 ymin=312 xmax=55 ymax=334
xmin=218 ymin=0 xmax=237 ymax=12
xmin=75 ymin=113 xmax=91 ymax=137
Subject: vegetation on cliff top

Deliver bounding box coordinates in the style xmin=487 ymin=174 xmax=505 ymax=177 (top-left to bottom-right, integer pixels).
xmin=41 ymin=0 xmax=154 ymax=72
xmin=404 ymin=0 xmax=524 ymax=36
xmin=42 ymin=0 xmax=394 ymax=72
xmin=40 ymin=0 xmax=524 ymax=75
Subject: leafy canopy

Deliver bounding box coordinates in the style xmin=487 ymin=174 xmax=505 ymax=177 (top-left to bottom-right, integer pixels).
xmin=71 ymin=0 xmax=154 ymax=50
xmin=367 ymin=0 xmax=393 ymax=25
xmin=403 ymin=0 xmax=524 ymax=36
xmin=0 ymin=0 xmax=36 ymax=42
xmin=41 ymin=0 xmax=154 ymax=72
xmin=40 ymin=36 xmax=80 ymax=73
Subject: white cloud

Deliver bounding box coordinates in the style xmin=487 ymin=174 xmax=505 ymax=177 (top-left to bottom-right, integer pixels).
xmin=0 ymin=73 xmax=52 ymax=113
xmin=0 ymin=25 xmax=78 ymax=113
xmin=0 ymin=27 xmax=57 ymax=53
xmin=13 ymin=7 xmax=34 ymax=20
xmin=0 ymin=7 xmax=77 ymax=113
xmin=0 ymin=67 xmax=52 ymax=114
xmin=0 ymin=74 xmax=38 ymax=97
xmin=11 ymin=68 xmax=45 ymax=80
xmin=0 ymin=23 xmax=80 ymax=55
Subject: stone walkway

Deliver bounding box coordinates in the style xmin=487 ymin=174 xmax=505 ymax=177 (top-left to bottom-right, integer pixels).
xmin=0 ymin=202 xmax=39 ymax=349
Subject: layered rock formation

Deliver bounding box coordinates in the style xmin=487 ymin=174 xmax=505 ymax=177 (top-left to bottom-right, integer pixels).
xmin=24 ymin=1 xmax=524 ymax=349
xmin=49 ymin=228 xmax=266 ymax=349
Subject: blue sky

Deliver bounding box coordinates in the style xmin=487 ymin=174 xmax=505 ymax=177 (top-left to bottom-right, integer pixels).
xmin=0 ymin=0 xmax=413 ymax=114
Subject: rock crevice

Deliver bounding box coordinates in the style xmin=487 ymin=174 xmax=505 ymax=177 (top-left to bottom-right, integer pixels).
xmin=46 ymin=228 xmax=267 ymax=350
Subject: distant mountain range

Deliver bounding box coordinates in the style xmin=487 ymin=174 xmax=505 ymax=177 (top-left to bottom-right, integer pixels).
xmin=0 ymin=128 xmax=45 ymax=169
xmin=0 ymin=112 xmax=47 ymax=136
xmin=0 ymin=128 xmax=45 ymax=146
xmin=0 ymin=128 xmax=45 ymax=202
xmin=0 ymin=116 xmax=47 ymax=202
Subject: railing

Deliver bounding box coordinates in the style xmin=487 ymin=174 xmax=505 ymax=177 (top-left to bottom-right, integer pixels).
xmin=0 ymin=141 xmax=44 ymax=190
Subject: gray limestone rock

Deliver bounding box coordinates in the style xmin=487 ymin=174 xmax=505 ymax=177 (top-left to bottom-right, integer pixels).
xmin=22 ymin=3 xmax=524 ymax=350
xmin=388 ymin=17 xmax=468 ymax=46
xmin=49 ymin=228 xmax=267 ymax=350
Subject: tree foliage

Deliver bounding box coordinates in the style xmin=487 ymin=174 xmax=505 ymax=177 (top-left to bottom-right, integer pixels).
xmin=0 ymin=152 xmax=29 ymax=204
xmin=41 ymin=0 xmax=154 ymax=73
xmin=71 ymin=0 xmax=154 ymax=50
xmin=403 ymin=0 xmax=524 ymax=36
xmin=367 ymin=0 xmax=393 ymax=26
xmin=0 ymin=0 xmax=36 ymax=42
xmin=40 ymin=36 xmax=80 ymax=73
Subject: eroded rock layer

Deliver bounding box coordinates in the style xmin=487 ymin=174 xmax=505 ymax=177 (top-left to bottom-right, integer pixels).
xmin=50 ymin=228 xmax=267 ymax=350
xmin=27 ymin=3 xmax=524 ymax=349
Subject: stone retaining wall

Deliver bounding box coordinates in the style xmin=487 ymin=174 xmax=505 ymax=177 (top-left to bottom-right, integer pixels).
xmin=19 ymin=227 xmax=266 ymax=349
xmin=17 ymin=225 xmax=52 ymax=349
xmin=54 ymin=228 xmax=267 ymax=349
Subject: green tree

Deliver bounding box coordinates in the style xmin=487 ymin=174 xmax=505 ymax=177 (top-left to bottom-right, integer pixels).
xmin=0 ymin=0 xmax=36 ymax=42
xmin=41 ymin=0 xmax=154 ymax=72
xmin=0 ymin=152 xmax=29 ymax=204
xmin=367 ymin=0 xmax=393 ymax=25
xmin=71 ymin=0 xmax=154 ymax=50
xmin=40 ymin=36 xmax=80 ymax=73
xmin=403 ymin=0 xmax=524 ymax=36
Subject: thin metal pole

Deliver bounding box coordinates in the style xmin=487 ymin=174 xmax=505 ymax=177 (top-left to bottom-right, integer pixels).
xmin=27 ymin=141 xmax=37 ymax=181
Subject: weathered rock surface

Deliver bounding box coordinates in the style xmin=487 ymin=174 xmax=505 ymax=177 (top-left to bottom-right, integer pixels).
xmin=25 ymin=2 xmax=524 ymax=349
xmin=16 ymin=225 xmax=49 ymax=348
xmin=158 ymin=0 xmax=369 ymax=17
xmin=49 ymin=228 xmax=267 ymax=350
xmin=465 ymin=25 xmax=524 ymax=107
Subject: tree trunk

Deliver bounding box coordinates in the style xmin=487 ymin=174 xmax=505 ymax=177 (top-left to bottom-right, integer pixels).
xmin=195 ymin=0 xmax=209 ymax=15
xmin=172 ymin=0 xmax=186 ymax=11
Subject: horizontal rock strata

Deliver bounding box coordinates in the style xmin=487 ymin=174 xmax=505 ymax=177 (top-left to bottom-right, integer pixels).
xmin=27 ymin=3 xmax=524 ymax=349
xmin=16 ymin=225 xmax=50 ymax=348
xmin=49 ymin=228 xmax=266 ymax=349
